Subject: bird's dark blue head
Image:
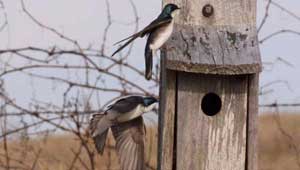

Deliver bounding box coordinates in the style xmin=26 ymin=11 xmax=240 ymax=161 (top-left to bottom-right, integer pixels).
xmin=162 ymin=3 xmax=180 ymax=16
xmin=143 ymin=96 xmax=158 ymax=106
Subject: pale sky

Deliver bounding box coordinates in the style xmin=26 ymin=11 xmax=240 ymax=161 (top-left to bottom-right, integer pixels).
xmin=1 ymin=0 xmax=300 ymax=112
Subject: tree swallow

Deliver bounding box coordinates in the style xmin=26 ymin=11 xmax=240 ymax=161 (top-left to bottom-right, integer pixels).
xmin=89 ymin=95 xmax=158 ymax=170
xmin=111 ymin=3 xmax=180 ymax=80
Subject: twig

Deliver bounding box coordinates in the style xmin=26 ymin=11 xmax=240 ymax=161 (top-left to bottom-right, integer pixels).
xmin=257 ymin=0 xmax=272 ymax=33
xmin=259 ymin=29 xmax=300 ymax=44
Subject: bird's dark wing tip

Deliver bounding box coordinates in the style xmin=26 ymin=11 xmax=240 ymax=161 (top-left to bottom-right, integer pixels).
xmin=111 ymin=52 xmax=117 ymax=57
xmin=145 ymin=74 xmax=151 ymax=80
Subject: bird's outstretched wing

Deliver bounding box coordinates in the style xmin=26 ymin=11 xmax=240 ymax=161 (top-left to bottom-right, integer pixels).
xmin=111 ymin=116 xmax=145 ymax=170
xmin=107 ymin=96 xmax=144 ymax=114
xmin=89 ymin=113 xmax=109 ymax=155
xmin=111 ymin=16 xmax=172 ymax=57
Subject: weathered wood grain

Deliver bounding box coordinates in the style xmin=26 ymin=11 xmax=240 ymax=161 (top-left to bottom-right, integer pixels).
xmin=163 ymin=0 xmax=261 ymax=75
xmin=165 ymin=25 xmax=261 ymax=74
xmin=176 ymin=72 xmax=248 ymax=170
xmin=246 ymin=74 xmax=259 ymax=170
xmin=157 ymin=52 xmax=177 ymax=170
xmin=163 ymin=0 xmax=256 ymax=26
xmin=158 ymin=0 xmax=260 ymax=169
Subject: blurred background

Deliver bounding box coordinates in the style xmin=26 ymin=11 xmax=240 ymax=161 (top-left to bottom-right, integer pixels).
xmin=0 ymin=0 xmax=300 ymax=170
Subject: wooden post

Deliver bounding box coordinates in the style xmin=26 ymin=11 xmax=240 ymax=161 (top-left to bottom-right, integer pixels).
xmin=158 ymin=0 xmax=261 ymax=170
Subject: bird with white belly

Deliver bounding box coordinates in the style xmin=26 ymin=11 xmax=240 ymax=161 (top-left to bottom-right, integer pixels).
xmin=111 ymin=3 xmax=180 ymax=80
xmin=89 ymin=95 xmax=158 ymax=170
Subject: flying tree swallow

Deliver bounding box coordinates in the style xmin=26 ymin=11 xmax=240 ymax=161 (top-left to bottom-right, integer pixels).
xmin=111 ymin=3 xmax=180 ymax=80
xmin=89 ymin=95 xmax=158 ymax=170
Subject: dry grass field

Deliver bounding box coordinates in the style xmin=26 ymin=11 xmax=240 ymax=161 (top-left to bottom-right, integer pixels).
xmin=258 ymin=113 xmax=300 ymax=170
xmin=0 ymin=125 xmax=158 ymax=170
xmin=1 ymin=113 xmax=300 ymax=170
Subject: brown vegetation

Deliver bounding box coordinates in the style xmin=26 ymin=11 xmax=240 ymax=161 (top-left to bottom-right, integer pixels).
xmin=258 ymin=113 xmax=300 ymax=170
xmin=0 ymin=125 xmax=157 ymax=170
xmin=1 ymin=113 xmax=300 ymax=170
xmin=0 ymin=126 xmax=157 ymax=170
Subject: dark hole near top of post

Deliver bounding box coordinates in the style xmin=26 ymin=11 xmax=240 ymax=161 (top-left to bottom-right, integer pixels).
xmin=201 ymin=92 xmax=222 ymax=116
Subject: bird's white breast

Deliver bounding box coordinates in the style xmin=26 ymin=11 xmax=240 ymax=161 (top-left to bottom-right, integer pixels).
xmin=149 ymin=21 xmax=174 ymax=50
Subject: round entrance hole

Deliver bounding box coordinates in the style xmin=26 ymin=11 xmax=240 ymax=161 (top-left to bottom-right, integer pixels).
xmin=201 ymin=92 xmax=222 ymax=116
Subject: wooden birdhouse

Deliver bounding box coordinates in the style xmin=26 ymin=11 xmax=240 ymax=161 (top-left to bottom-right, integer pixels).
xmin=158 ymin=0 xmax=261 ymax=170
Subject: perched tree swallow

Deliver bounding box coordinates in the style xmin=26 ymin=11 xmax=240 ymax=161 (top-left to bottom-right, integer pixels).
xmin=89 ymin=95 xmax=158 ymax=170
xmin=111 ymin=3 xmax=180 ymax=80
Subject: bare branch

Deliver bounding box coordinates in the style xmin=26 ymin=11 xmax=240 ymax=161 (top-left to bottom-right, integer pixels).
xmin=257 ymin=0 xmax=272 ymax=33
xmin=270 ymin=1 xmax=300 ymax=22
xmin=259 ymin=29 xmax=300 ymax=44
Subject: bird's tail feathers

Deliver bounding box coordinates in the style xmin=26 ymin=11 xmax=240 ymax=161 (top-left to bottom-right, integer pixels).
xmin=93 ymin=129 xmax=109 ymax=155
xmin=111 ymin=37 xmax=137 ymax=57
xmin=145 ymin=45 xmax=153 ymax=80
xmin=89 ymin=114 xmax=112 ymax=154
xmin=113 ymin=33 xmax=137 ymax=46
